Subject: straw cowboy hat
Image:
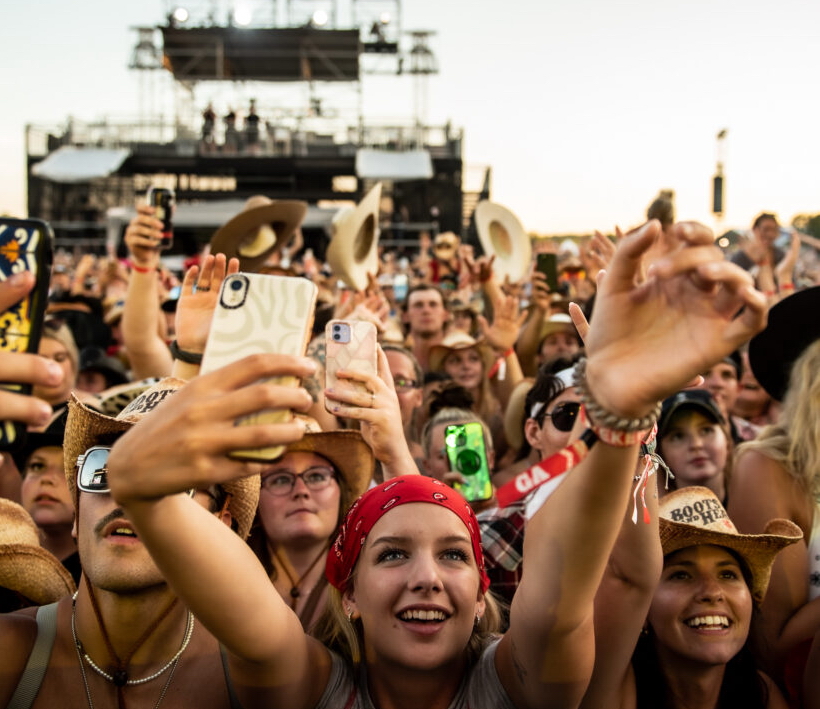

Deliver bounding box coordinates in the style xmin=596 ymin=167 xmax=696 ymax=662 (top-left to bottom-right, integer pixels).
xmin=210 ymin=196 xmax=308 ymax=272
xmin=325 ymin=183 xmax=382 ymax=292
xmin=433 ymin=232 xmax=460 ymax=261
xmin=0 ymin=498 xmax=76 ymax=605
xmin=64 ymin=378 xmax=260 ymax=540
xmin=748 ymin=286 xmax=820 ymax=401
xmin=428 ymin=330 xmax=496 ymax=375
xmin=659 ymin=486 xmax=802 ymax=603
xmin=474 ymin=200 xmax=532 ymax=283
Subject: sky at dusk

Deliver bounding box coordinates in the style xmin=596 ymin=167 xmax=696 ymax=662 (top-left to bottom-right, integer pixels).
xmin=2 ymin=0 xmax=818 ymax=236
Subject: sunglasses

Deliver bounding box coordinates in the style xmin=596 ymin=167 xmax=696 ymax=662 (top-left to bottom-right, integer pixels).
xmin=76 ymin=446 xmax=194 ymax=497
xmin=532 ymin=401 xmax=581 ymax=432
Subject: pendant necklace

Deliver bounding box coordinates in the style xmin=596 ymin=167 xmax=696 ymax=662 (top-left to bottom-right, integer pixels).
xmin=273 ymin=542 xmax=329 ymax=608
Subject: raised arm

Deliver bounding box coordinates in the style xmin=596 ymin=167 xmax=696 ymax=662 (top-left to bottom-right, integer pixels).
xmin=108 ymin=356 xmax=332 ymax=709
xmin=494 ymin=220 xmax=767 ymax=709
xmin=121 ymin=206 xmax=173 ymax=378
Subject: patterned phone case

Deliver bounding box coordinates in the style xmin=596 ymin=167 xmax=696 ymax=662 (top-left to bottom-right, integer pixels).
xmin=0 ymin=219 xmax=54 ymax=450
xmin=201 ymin=273 xmax=317 ymax=461
xmin=445 ymin=422 xmax=493 ymax=502
xmin=324 ymin=319 xmax=378 ymax=403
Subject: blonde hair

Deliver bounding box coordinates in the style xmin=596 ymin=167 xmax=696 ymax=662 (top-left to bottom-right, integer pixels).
xmin=735 ymin=339 xmax=820 ymax=499
xmin=314 ymin=583 xmax=502 ymax=668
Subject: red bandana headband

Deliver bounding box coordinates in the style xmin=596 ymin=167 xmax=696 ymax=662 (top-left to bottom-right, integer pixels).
xmin=325 ymin=475 xmax=490 ymax=593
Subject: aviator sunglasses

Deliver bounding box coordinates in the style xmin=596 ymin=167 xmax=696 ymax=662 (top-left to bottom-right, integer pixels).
xmin=76 ymin=446 xmax=194 ymax=497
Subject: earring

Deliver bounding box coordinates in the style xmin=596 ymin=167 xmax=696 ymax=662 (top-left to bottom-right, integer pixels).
xmin=474 ymin=614 xmax=481 ymax=627
xmin=347 ymin=610 xmax=354 ymax=622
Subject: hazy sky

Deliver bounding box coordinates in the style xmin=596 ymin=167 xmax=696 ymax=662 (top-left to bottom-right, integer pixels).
xmin=3 ymin=0 xmax=819 ymax=235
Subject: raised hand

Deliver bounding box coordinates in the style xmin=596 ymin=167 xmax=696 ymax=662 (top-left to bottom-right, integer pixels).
xmin=584 ymin=220 xmax=767 ymax=419
xmin=124 ymin=205 xmax=163 ymax=271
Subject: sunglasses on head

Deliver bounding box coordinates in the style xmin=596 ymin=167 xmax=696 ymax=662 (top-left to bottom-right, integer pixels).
xmin=531 ymin=401 xmax=581 ymax=432
xmin=76 ymin=446 xmax=194 ymax=497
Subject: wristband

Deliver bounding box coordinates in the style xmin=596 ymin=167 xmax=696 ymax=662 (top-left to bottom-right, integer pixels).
xmin=780 ymin=283 xmax=795 ymax=291
xmin=169 ymin=340 xmax=203 ymax=365
xmin=579 ymin=406 xmax=653 ymax=447
xmin=131 ymin=263 xmax=153 ymax=274
xmin=573 ymin=358 xmax=661 ymax=441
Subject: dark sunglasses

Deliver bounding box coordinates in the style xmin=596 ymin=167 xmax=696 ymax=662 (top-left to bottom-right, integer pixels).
xmin=541 ymin=401 xmax=581 ymax=432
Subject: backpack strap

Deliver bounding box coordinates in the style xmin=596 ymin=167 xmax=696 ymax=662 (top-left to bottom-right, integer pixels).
xmin=6 ymin=602 xmax=59 ymax=709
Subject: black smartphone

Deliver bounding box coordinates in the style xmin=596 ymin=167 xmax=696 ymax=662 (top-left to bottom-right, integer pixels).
xmin=0 ymin=218 xmax=54 ymax=450
xmin=147 ymin=186 xmax=174 ymax=250
xmin=444 ymin=422 xmax=493 ymax=502
xmin=536 ymin=253 xmax=559 ymax=292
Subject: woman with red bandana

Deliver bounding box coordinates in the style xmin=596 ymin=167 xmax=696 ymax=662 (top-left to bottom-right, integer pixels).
xmin=108 ymin=219 xmax=767 ymax=709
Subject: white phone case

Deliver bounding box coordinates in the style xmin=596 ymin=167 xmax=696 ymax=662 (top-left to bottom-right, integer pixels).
xmin=201 ymin=273 xmax=317 ymax=461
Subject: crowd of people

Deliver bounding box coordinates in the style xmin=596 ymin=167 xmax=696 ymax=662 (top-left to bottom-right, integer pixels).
xmin=1 ymin=195 xmax=820 ymax=709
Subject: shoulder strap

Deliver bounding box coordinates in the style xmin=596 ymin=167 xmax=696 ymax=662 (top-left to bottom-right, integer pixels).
xmin=219 ymin=644 xmax=245 ymax=709
xmin=6 ymin=602 xmax=59 ymax=709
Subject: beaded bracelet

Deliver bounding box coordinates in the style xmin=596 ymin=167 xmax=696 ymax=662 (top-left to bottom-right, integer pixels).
xmin=169 ymin=340 xmax=203 ymax=365
xmin=572 ymin=358 xmax=661 ymax=443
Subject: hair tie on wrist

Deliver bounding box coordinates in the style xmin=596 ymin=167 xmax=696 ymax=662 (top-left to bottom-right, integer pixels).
xmin=131 ymin=263 xmax=153 ymax=274
xmin=169 ymin=340 xmax=203 ymax=365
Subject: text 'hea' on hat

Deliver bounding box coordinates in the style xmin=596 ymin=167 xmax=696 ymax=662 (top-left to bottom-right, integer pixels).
xmin=325 ymin=182 xmax=382 ymax=292
xmin=475 ymin=200 xmax=532 ymax=284
xmin=210 ymin=196 xmax=307 ymax=273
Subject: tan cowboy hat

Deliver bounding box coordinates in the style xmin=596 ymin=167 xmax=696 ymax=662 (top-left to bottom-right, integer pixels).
xmin=210 ymin=196 xmax=308 ymax=272
xmin=538 ymin=312 xmax=579 ymax=344
xmin=428 ymin=330 xmax=496 ymax=375
xmin=433 ymin=232 xmax=460 ymax=261
xmin=65 ymin=379 xmax=260 ymax=540
xmin=325 ymin=183 xmax=382 ymax=292
xmin=474 ymin=200 xmax=532 ymax=283
xmin=281 ymin=429 xmax=375 ymax=500
xmin=0 ymin=498 xmax=76 ymax=605
xmin=659 ymin=487 xmax=802 ymax=603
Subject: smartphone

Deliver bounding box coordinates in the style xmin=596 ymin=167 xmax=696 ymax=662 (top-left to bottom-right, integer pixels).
xmin=0 ymin=218 xmax=54 ymax=450
xmin=201 ymin=273 xmax=318 ymax=461
xmin=536 ymin=253 xmax=559 ymax=292
xmin=392 ymin=273 xmax=409 ymax=302
xmin=444 ymin=422 xmax=493 ymax=502
xmin=147 ymin=186 xmax=174 ymax=250
xmin=324 ymin=319 xmax=378 ymax=407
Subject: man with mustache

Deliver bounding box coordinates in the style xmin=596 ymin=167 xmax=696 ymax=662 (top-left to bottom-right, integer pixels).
xmin=0 ymin=380 xmax=252 ymax=709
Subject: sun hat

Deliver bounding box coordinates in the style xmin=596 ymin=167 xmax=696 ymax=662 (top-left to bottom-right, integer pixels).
xmin=427 ymin=330 xmax=496 ymax=376
xmin=748 ymin=286 xmax=820 ymax=401
xmin=537 ymin=312 xmax=579 ymax=344
xmin=326 ymin=475 xmax=489 ymax=593
xmin=433 ymin=231 xmax=460 ymax=261
xmin=279 ymin=429 xmax=375 ymax=501
xmin=65 ymin=378 xmax=260 ymax=540
xmin=325 ymin=183 xmax=382 ymax=292
xmin=209 ymin=196 xmax=308 ymax=272
xmin=474 ymin=200 xmax=532 ymax=284
xmin=659 ymin=486 xmax=802 ymax=603
xmin=0 ymin=498 xmax=76 ymax=605
xmin=11 ymin=407 xmax=68 ymax=473
xmin=658 ymin=389 xmax=725 ymax=441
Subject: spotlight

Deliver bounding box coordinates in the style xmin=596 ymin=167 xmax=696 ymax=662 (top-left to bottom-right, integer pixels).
xmin=379 ymin=12 xmax=391 ymax=25
xmin=233 ymin=5 xmax=252 ymax=26
xmin=171 ymin=6 xmax=189 ymax=23
xmin=311 ymin=10 xmax=329 ymax=27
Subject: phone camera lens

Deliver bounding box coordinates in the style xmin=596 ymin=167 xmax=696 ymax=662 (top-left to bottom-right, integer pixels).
xmin=230 ymin=279 xmax=243 ymax=291
xmin=456 ymin=432 xmax=467 ymax=447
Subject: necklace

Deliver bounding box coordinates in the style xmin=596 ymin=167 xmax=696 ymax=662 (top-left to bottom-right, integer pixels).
xmin=73 ymin=628 xmax=180 ymax=709
xmin=272 ymin=542 xmax=329 ymax=608
xmin=72 ymin=593 xmax=195 ymax=686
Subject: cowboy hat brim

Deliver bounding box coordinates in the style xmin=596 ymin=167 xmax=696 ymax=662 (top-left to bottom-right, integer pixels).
xmin=210 ymin=200 xmax=308 ymax=273
xmin=326 ymin=183 xmax=382 ymax=291
xmin=0 ymin=545 xmax=76 ymax=606
xmin=475 ymin=201 xmax=532 ymax=283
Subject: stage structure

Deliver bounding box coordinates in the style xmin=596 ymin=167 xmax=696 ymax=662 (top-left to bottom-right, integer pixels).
xmin=26 ymin=0 xmax=491 ymax=257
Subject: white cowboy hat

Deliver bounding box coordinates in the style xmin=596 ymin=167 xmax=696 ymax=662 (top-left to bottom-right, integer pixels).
xmin=326 ymin=183 xmax=382 ymax=291
xmin=475 ymin=200 xmax=532 ymax=283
